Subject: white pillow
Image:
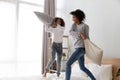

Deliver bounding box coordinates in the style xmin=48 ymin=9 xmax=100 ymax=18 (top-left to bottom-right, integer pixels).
xmin=87 ymin=64 xmax=101 ymax=80
xmin=100 ymin=64 xmax=112 ymax=80
xmin=34 ymin=11 xmax=54 ymax=24
xmin=72 ymin=63 xmax=88 ymax=77
xmin=88 ymin=63 xmax=112 ymax=80
xmin=84 ymin=39 xmax=103 ymax=66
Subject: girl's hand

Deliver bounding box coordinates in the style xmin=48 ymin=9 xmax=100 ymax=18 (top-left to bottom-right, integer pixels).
xmin=80 ymin=32 xmax=87 ymax=40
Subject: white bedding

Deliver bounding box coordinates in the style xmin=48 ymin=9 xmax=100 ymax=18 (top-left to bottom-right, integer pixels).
xmin=71 ymin=63 xmax=113 ymax=80
xmin=1 ymin=73 xmax=89 ymax=80
xmin=41 ymin=72 xmax=89 ymax=80
xmin=1 ymin=63 xmax=112 ymax=80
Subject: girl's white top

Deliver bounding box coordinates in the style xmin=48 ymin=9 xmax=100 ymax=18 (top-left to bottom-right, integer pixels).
xmin=45 ymin=24 xmax=65 ymax=43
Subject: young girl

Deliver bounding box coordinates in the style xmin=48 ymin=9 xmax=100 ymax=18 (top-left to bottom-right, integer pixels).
xmin=65 ymin=9 xmax=96 ymax=80
xmin=43 ymin=17 xmax=65 ymax=77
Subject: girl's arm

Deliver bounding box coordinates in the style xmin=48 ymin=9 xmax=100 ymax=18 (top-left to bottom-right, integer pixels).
xmin=45 ymin=23 xmax=54 ymax=32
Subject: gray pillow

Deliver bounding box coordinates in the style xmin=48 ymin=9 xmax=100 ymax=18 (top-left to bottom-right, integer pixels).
xmin=34 ymin=11 xmax=54 ymax=24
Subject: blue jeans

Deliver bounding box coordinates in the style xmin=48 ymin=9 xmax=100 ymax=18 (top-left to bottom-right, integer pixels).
xmin=65 ymin=48 xmax=96 ymax=80
xmin=46 ymin=42 xmax=62 ymax=75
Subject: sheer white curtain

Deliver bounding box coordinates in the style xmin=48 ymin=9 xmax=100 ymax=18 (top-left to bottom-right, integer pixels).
xmin=0 ymin=2 xmax=16 ymax=78
xmin=0 ymin=0 xmax=44 ymax=78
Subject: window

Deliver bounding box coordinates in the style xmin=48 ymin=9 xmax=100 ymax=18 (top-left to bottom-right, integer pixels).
xmin=20 ymin=0 xmax=44 ymax=5
xmin=0 ymin=2 xmax=16 ymax=77
xmin=0 ymin=0 xmax=44 ymax=77
xmin=17 ymin=3 xmax=43 ymax=76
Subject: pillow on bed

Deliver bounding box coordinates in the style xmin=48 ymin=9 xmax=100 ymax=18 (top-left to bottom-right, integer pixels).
xmin=88 ymin=63 xmax=112 ymax=80
xmin=100 ymin=64 xmax=112 ymax=80
xmin=72 ymin=63 xmax=88 ymax=77
xmin=87 ymin=64 xmax=101 ymax=80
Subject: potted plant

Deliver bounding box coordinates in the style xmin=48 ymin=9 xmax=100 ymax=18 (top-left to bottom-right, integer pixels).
xmin=61 ymin=53 xmax=67 ymax=72
xmin=62 ymin=53 xmax=66 ymax=60
xmin=116 ymin=68 xmax=120 ymax=80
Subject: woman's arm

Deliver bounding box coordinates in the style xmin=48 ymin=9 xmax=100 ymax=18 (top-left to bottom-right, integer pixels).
xmin=80 ymin=25 xmax=89 ymax=40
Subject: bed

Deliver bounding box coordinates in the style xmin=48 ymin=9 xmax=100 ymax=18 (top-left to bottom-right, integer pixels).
xmin=1 ymin=58 xmax=120 ymax=80
xmin=39 ymin=58 xmax=120 ymax=80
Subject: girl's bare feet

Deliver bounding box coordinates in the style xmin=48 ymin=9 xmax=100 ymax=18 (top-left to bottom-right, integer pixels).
xmin=43 ymin=71 xmax=47 ymax=77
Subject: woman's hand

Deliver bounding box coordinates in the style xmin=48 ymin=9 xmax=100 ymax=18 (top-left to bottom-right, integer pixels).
xmin=80 ymin=32 xmax=87 ymax=40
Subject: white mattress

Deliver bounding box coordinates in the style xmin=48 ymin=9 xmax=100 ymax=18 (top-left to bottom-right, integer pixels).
xmin=43 ymin=72 xmax=89 ymax=80
xmin=1 ymin=73 xmax=89 ymax=80
xmin=1 ymin=63 xmax=112 ymax=80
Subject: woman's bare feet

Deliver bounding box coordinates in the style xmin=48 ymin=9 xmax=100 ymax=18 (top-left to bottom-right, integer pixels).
xmin=43 ymin=71 xmax=47 ymax=77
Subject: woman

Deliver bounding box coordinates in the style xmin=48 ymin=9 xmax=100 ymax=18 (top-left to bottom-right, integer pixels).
xmin=43 ymin=17 xmax=65 ymax=77
xmin=65 ymin=9 xmax=96 ymax=80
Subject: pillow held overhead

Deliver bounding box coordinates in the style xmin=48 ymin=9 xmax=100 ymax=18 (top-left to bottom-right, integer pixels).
xmin=34 ymin=11 xmax=54 ymax=24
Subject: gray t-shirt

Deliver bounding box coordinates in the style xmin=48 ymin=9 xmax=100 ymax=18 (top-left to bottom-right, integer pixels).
xmin=69 ymin=23 xmax=89 ymax=48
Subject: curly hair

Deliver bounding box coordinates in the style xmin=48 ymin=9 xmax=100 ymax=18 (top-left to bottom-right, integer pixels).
xmin=70 ymin=9 xmax=86 ymax=22
xmin=51 ymin=17 xmax=65 ymax=27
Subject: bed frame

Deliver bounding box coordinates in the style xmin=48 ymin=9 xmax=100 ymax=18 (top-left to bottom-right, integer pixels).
xmin=85 ymin=57 xmax=120 ymax=80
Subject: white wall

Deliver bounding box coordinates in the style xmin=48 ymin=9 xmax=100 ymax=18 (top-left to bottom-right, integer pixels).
xmin=56 ymin=0 xmax=120 ymax=58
